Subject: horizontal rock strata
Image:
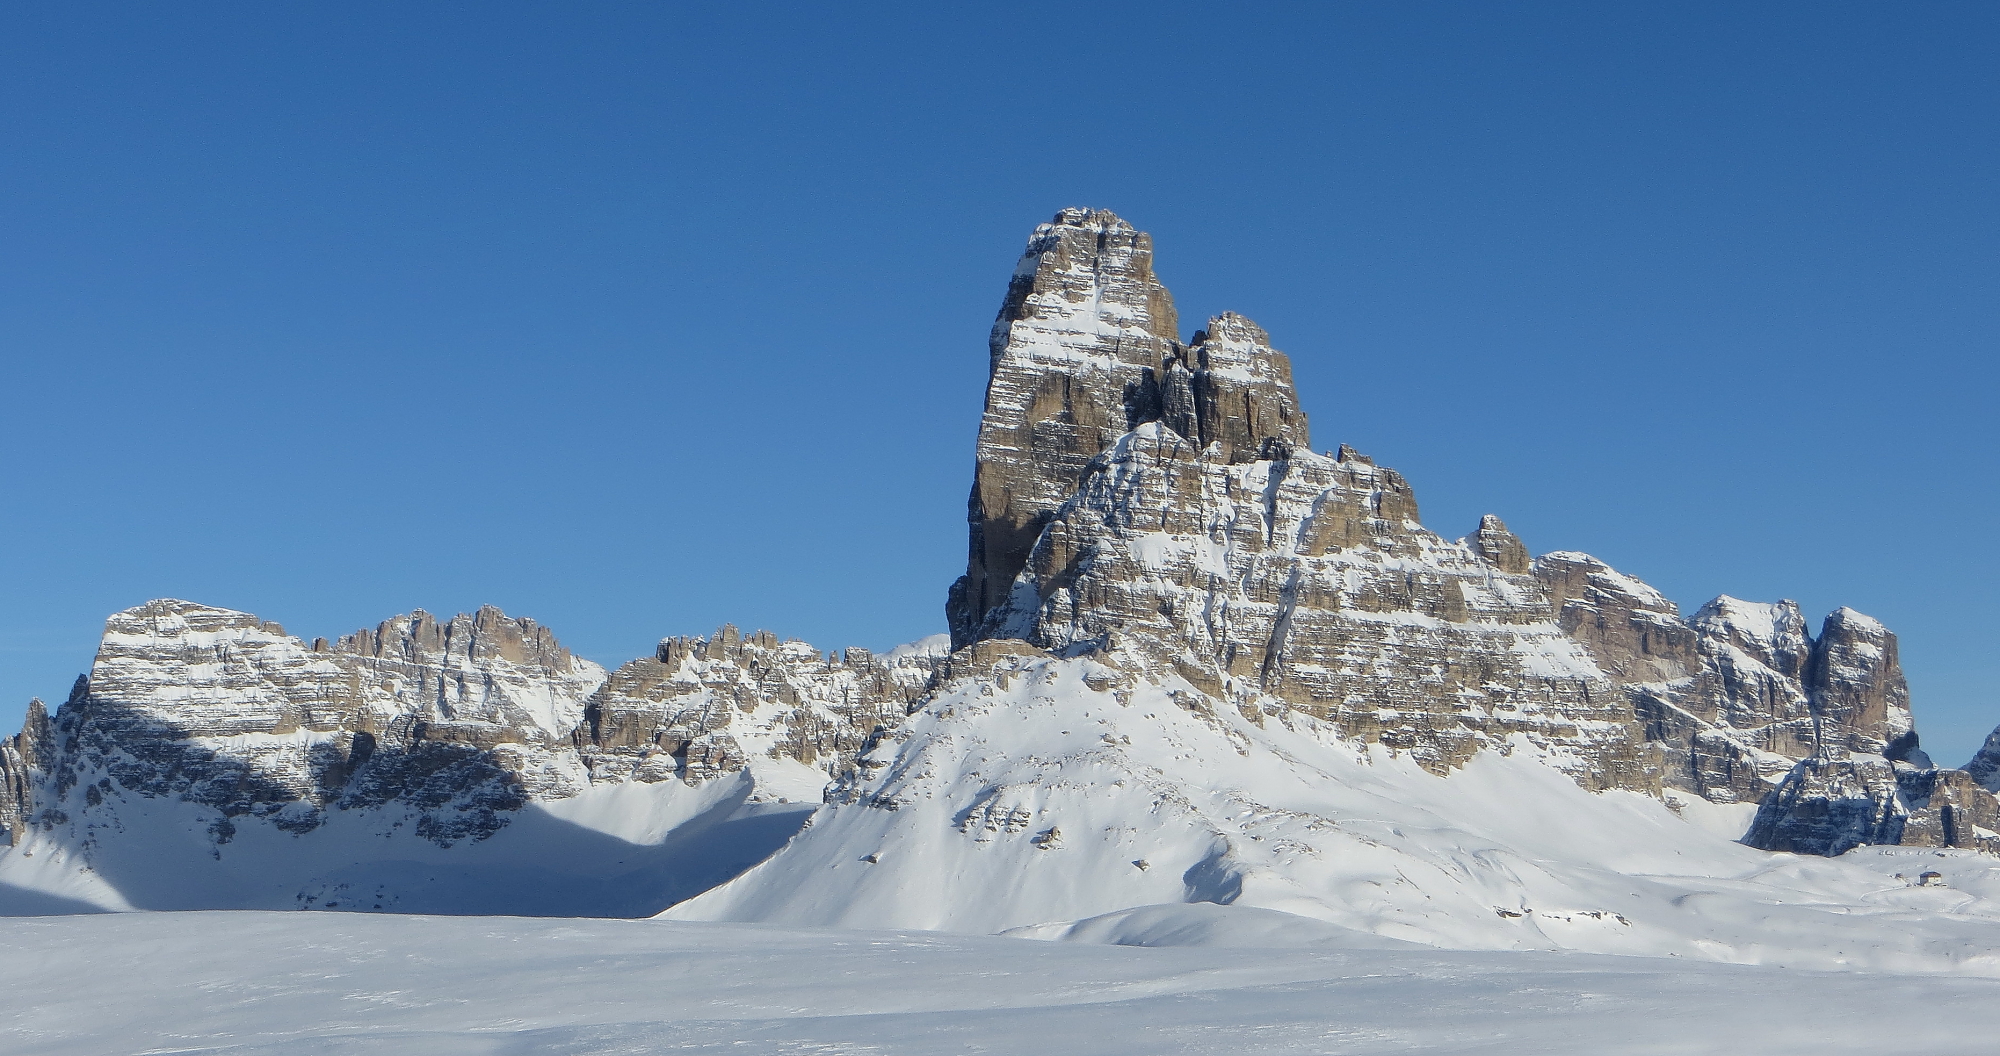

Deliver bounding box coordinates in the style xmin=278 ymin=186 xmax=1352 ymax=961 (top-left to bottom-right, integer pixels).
xmin=3 ymin=600 xmax=942 ymax=851
xmin=942 ymin=207 xmax=1997 ymax=853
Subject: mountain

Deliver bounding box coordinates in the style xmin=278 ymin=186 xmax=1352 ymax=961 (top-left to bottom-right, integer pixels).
xmin=0 ymin=600 xmax=943 ymax=914
xmin=1 ymin=208 xmax=1995 ymax=942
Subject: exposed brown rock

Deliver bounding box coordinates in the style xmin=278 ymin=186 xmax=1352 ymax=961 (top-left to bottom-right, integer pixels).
xmin=1469 ymin=516 xmax=1532 ymax=576
xmin=946 ymin=211 xmax=1310 ymax=647
xmin=0 ymin=699 xmax=51 ymax=846
xmin=981 ymin=423 xmax=1658 ymax=792
xmin=1805 ymin=607 xmax=1916 ymax=758
xmin=576 ymin=627 xmax=941 ymax=786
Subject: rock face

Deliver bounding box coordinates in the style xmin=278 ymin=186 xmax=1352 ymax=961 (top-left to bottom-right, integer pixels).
xmin=4 ymin=600 xmax=945 ymax=859
xmin=0 ymin=699 xmax=51 ymax=845
xmin=946 ymin=209 xmax=1307 ymax=647
xmin=979 ymin=424 xmax=1654 ymax=791
xmin=1964 ymin=725 xmax=2000 ymax=792
xmin=576 ymin=628 xmax=943 ymax=786
xmin=1745 ymin=756 xmax=1999 ymax=856
xmin=22 ymin=600 xmax=604 ymax=849
xmin=941 ymin=207 xmax=1992 ymax=851
xmin=1530 ymin=550 xmax=1971 ymax=833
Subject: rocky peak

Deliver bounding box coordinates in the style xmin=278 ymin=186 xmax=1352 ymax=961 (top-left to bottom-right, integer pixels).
xmin=949 ymin=209 xmax=1186 ymax=646
xmin=1532 ymin=551 xmax=1696 ymax=686
xmin=13 ymin=599 xmax=608 ymax=850
xmin=949 ymin=211 xmax=1319 ymax=646
xmin=993 ymin=208 xmax=1180 ymax=351
xmin=941 ymin=211 xmax=1982 ymax=832
xmin=0 ymin=698 xmax=51 ymax=845
xmin=1690 ymin=596 xmax=1812 ymax=680
xmin=335 ymin=606 xmax=579 ymax=675
xmin=1467 ymin=515 xmax=1531 ymax=574
xmin=577 ymin=625 xmax=943 ymax=785
xmin=334 ymin=606 xmax=595 ymax=738
xmin=1963 ymin=725 xmax=2000 ymax=792
xmin=1806 ymin=607 xmax=1915 ymax=759
xmin=1182 ymin=312 xmax=1310 ymax=463
xmin=974 ymin=419 xmax=1654 ymax=791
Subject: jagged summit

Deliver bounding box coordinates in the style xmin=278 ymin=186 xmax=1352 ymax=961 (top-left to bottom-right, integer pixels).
xmin=1468 ymin=514 xmax=1531 ymax=574
xmin=948 ymin=208 xmax=1307 ymax=647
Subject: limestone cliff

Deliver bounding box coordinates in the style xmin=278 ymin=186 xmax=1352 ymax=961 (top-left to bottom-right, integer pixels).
xmin=4 ymin=600 xmax=942 ymax=856
xmin=978 ymin=425 xmax=1655 ymax=790
xmin=946 ymin=209 xmax=1307 ymax=647
xmin=942 ymin=208 xmax=1991 ymax=852
xmin=15 ymin=600 xmax=604 ymax=849
xmin=576 ymin=627 xmax=942 ymax=786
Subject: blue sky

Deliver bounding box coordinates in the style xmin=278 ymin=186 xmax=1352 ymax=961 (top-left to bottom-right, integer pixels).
xmin=3 ymin=3 xmax=1996 ymax=760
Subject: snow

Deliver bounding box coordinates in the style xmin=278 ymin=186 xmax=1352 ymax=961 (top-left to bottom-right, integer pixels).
xmin=3 ymin=909 xmax=1999 ymax=1055
xmin=1662 ymin=789 xmax=1760 ymax=839
xmin=668 ymin=652 xmax=2000 ymax=974
xmin=1693 ymin=595 xmax=1807 ymax=657
xmin=882 ymin=632 xmax=951 ymax=662
xmin=0 ymin=771 xmax=816 ymax=918
xmin=1831 ymin=605 xmax=1886 ymax=633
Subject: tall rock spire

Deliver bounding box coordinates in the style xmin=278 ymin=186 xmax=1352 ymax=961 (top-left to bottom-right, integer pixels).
xmin=946 ymin=209 xmax=1183 ymax=646
xmin=946 ymin=209 xmax=1308 ymax=646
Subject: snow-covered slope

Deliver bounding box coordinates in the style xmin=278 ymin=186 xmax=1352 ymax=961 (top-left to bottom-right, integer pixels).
xmin=8 ymin=908 xmax=2000 ymax=1054
xmin=0 ymin=766 xmax=818 ymax=916
xmin=0 ymin=602 xmax=941 ymax=915
xmin=667 ymin=648 xmax=2000 ymax=970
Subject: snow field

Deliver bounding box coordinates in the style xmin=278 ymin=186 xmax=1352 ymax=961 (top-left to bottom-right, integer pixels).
xmin=2 ymin=909 xmax=1997 ymax=1055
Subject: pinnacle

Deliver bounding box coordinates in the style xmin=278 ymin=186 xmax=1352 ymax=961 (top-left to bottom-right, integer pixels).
xmin=1047 ymin=206 xmax=1132 ymax=233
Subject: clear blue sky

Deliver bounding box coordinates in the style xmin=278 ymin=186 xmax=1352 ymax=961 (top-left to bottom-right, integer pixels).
xmin=4 ymin=3 xmax=1995 ymax=761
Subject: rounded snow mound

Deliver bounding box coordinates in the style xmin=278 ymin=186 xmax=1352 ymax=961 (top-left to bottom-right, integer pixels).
xmin=1001 ymin=902 xmax=1426 ymax=949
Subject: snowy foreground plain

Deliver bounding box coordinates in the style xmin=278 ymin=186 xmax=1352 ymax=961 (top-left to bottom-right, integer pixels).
xmin=2 ymin=907 xmax=1998 ymax=1056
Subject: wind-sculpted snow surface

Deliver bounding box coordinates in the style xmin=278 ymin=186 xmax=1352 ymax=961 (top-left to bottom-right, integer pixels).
xmin=9 ymin=911 xmax=2000 ymax=1056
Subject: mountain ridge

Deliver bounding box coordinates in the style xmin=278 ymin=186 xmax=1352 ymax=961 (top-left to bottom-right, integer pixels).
xmin=3 ymin=208 xmax=1996 ymax=945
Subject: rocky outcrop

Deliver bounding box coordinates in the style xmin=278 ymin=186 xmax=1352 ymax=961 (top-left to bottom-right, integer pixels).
xmin=3 ymin=599 xmax=948 ymax=856
xmin=0 ymin=699 xmax=51 ymax=845
xmin=1534 ymin=551 xmax=1699 ymax=685
xmin=946 ymin=209 xmax=1308 ymax=647
xmin=576 ymin=627 xmax=943 ymax=785
xmin=947 ymin=209 xmax=1183 ymax=647
xmin=1735 ymin=608 xmax=1980 ymax=858
xmin=1805 ymin=608 xmax=1920 ymax=760
xmin=327 ymin=605 xmax=605 ymax=804
xmin=1745 ymin=754 xmax=1999 ymax=856
xmin=943 ymin=208 xmax=1988 ymax=851
xmin=22 ymin=600 xmax=605 ymax=848
xmin=1964 ymin=725 xmax=2000 ymax=792
xmin=1532 ymin=567 xmax=1992 ymax=850
xmin=1178 ymin=313 xmax=1310 ymax=464
xmin=973 ymin=424 xmax=1656 ymax=790
xmin=1528 ymin=549 xmax=1961 ymax=819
